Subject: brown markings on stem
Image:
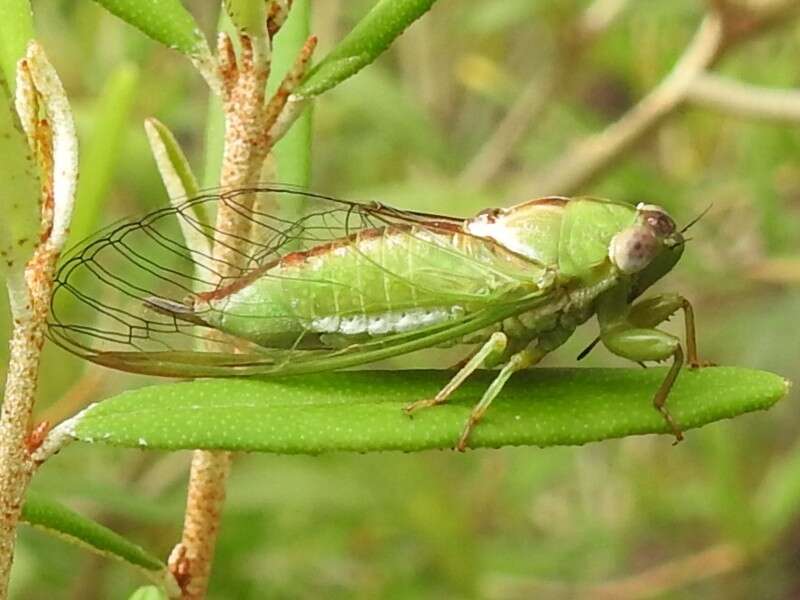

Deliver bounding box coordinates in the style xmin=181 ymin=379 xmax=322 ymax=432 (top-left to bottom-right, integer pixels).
xmin=24 ymin=421 xmax=50 ymax=456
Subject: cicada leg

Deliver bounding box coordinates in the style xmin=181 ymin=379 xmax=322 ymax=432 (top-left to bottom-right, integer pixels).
xmin=628 ymin=293 xmax=707 ymax=368
xmin=456 ymin=345 xmax=546 ymax=452
xmin=601 ymin=291 xmax=711 ymax=443
xmin=601 ymin=326 xmax=685 ymax=443
xmin=404 ymin=332 xmax=508 ymax=415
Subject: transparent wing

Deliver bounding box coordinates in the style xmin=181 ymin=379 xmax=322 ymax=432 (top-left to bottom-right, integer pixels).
xmin=49 ymin=185 xmax=550 ymax=377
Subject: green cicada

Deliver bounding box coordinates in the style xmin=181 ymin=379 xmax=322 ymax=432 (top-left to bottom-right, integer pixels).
xmin=50 ymin=187 xmax=703 ymax=450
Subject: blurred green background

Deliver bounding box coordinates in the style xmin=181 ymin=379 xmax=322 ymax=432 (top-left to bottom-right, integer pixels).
xmin=4 ymin=0 xmax=800 ymax=597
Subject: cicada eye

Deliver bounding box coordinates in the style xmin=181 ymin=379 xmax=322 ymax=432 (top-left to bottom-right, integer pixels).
xmin=609 ymin=226 xmax=659 ymax=274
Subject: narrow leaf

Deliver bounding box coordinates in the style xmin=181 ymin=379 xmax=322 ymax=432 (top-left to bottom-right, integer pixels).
xmin=145 ymin=117 xmax=211 ymax=262
xmin=61 ymin=367 xmax=786 ymax=454
xmin=270 ymin=0 xmax=312 ymax=187
xmin=144 ymin=118 xmax=202 ymax=208
xmin=0 ymin=76 xmax=39 ymax=279
xmin=21 ymin=491 xmax=167 ymax=575
xmin=296 ymin=0 xmax=438 ymax=98
xmin=0 ymin=0 xmax=34 ymax=90
xmin=92 ymin=0 xmax=208 ymax=57
xmin=224 ymin=0 xmax=266 ymax=38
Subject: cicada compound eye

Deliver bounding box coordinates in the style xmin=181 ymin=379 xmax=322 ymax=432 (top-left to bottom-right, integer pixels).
xmin=609 ymin=226 xmax=659 ymax=275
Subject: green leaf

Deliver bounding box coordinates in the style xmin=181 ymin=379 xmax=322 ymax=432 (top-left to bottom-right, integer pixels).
xmin=270 ymin=0 xmax=312 ymax=187
xmin=296 ymin=0 xmax=439 ymax=98
xmin=0 ymin=82 xmax=39 ymax=279
xmin=69 ymin=63 xmax=140 ymax=248
xmin=224 ymin=0 xmax=266 ymax=38
xmin=128 ymin=586 xmax=168 ymax=600
xmin=92 ymin=0 xmax=207 ymax=56
xmin=201 ymin=7 xmax=228 ymax=189
xmin=21 ymin=491 xmax=166 ymax=574
xmin=65 ymin=367 xmax=786 ymax=453
xmin=144 ymin=117 xmax=202 ymax=207
xmin=0 ymin=0 xmax=34 ymax=91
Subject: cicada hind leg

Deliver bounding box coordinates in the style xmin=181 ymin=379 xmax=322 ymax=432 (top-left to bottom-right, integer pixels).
xmin=404 ymin=332 xmax=546 ymax=451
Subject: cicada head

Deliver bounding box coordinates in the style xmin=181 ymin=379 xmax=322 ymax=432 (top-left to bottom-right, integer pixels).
xmin=608 ymin=203 xmax=684 ymax=286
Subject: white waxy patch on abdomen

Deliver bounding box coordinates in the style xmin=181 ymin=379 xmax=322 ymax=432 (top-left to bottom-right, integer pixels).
xmin=310 ymin=315 xmax=340 ymax=332
xmin=309 ymin=306 xmax=463 ymax=336
xmin=367 ymin=316 xmax=392 ymax=335
xmin=339 ymin=314 xmax=369 ymax=335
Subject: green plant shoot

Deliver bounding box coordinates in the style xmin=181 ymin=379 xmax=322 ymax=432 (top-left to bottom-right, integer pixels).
xmin=49 ymin=188 xmax=705 ymax=450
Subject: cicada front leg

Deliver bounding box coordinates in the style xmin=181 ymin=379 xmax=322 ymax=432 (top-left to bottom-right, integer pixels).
xmin=599 ymin=292 xmax=707 ymax=443
xmin=627 ymin=293 xmax=708 ymax=368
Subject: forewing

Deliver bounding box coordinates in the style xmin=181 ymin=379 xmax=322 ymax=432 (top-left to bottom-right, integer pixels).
xmin=49 ymin=186 xmax=548 ymax=377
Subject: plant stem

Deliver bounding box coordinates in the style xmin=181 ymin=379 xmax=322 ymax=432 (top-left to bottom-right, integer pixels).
xmin=0 ymin=41 xmax=76 ymax=597
xmin=171 ymin=31 xmax=270 ymax=599
xmin=171 ymin=10 xmax=316 ymax=594
xmin=0 ymin=253 xmax=58 ymax=597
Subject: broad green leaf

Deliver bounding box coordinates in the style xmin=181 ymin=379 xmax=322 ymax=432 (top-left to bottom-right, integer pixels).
xmin=69 ymin=64 xmax=140 ymax=248
xmin=0 ymin=82 xmax=39 ymax=279
xmin=21 ymin=491 xmax=166 ymax=574
xmin=296 ymin=0 xmax=439 ymax=98
xmin=92 ymin=0 xmax=207 ymax=57
xmin=63 ymin=367 xmax=786 ymax=454
xmin=0 ymin=0 xmax=34 ymax=90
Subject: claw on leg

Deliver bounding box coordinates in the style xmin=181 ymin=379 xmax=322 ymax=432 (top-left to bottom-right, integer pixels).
xmin=403 ymin=396 xmax=440 ymax=416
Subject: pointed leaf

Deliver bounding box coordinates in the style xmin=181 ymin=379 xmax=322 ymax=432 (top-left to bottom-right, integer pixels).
xmin=21 ymin=491 xmax=172 ymax=581
xmin=0 ymin=78 xmax=39 ymax=279
xmin=92 ymin=0 xmax=208 ymax=57
xmin=56 ymin=367 xmax=787 ymax=454
xmin=144 ymin=117 xmax=200 ymax=203
xmin=296 ymin=0 xmax=439 ymax=98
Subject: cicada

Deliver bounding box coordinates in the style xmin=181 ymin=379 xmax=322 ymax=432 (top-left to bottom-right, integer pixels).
xmin=49 ymin=187 xmax=703 ymax=450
